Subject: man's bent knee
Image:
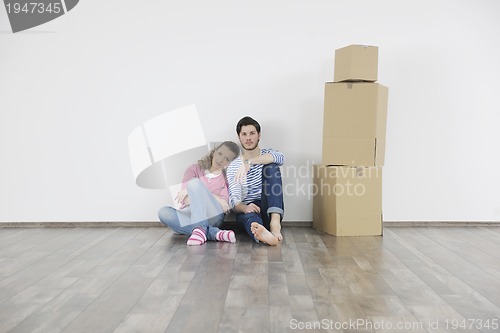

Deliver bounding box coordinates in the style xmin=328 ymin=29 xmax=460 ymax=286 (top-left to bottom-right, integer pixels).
xmin=262 ymin=163 xmax=281 ymax=176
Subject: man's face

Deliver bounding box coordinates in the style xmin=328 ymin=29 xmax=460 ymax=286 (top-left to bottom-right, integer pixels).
xmin=238 ymin=125 xmax=260 ymax=151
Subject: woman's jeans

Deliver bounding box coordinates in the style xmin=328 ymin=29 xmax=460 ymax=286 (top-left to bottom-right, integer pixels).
xmin=158 ymin=178 xmax=224 ymax=240
xmin=235 ymin=163 xmax=284 ymax=242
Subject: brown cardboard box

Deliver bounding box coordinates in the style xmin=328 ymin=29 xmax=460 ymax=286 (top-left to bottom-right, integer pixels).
xmin=312 ymin=165 xmax=383 ymax=236
xmin=334 ymin=44 xmax=378 ymax=82
xmin=322 ymin=82 xmax=388 ymax=166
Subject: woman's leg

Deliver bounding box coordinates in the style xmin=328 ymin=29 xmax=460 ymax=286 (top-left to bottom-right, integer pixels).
xmin=185 ymin=178 xmax=227 ymax=241
xmin=158 ymin=206 xmax=193 ymax=235
xmin=205 ymin=215 xmax=225 ymax=241
xmin=160 ymin=178 xmax=234 ymax=243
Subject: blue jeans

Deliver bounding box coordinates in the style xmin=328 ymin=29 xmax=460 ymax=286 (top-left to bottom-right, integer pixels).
xmin=236 ymin=163 xmax=284 ymax=242
xmin=158 ymin=178 xmax=225 ymax=240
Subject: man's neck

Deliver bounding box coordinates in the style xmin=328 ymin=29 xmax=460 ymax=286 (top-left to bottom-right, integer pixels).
xmin=242 ymin=147 xmax=261 ymax=159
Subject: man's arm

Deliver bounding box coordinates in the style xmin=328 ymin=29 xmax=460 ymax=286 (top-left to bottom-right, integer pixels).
xmin=226 ymin=159 xmax=243 ymax=208
xmin=246 ymin=149 xmax=284 ymax=166
xmin=245 ymin=153 xmax=274 ymax=165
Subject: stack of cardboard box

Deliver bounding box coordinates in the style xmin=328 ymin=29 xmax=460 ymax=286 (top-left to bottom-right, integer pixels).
xmin=313 ymin=45 xmax=388 ymax=236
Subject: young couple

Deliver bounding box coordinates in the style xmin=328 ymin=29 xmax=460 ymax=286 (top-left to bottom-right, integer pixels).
xmin=158 ymin=116 xmax=285 ymax=246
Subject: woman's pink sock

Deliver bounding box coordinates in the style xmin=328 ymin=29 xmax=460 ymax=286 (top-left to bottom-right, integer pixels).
xmin=216 ymin=230 xmax=236 ymax=243
xmin=187 ymin=227 xmax=207 ymax=246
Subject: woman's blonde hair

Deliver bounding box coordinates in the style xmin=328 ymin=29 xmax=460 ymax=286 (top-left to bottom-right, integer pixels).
xmin=198 ymin=141 xmax=240 ymax=170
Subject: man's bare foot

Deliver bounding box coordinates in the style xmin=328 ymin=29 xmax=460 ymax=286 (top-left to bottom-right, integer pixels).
xmin=270 ymin=218 xmax=283 ymax=241
xmin=251 ymin=222 xmax=278 ymax=246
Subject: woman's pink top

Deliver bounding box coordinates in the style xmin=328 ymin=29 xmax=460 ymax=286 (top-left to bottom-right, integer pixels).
xmin=181 ymin=164 xmax=229 ymax=202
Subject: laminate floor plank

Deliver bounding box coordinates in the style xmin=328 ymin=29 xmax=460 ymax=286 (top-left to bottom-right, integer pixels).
xmin=0 ymin=228 xmax=76 ymax=277
xmin=0 ymin=228 xmax=20 ymax=240
xmin=115 ymin=234 xmax=201 ymax=333
xmin=0 ymin=227 xmax=72 ymax=255
xmin=0 ymin=229 xmax=51 ymax=280
xmin=387 ymin=227 xmax=499 ymax=332
xmin=0 ymin=228 xmax=45 ymax=250
xmin=425 ymin=227 xmax=500 ymax=280
xmin=165 ymin=251 xmax=235 ymax=332
xmin=0 ymin=228 xmax=101 ymax=305
xmin=397 ymin=227 xmax=500 ymax=306
xmin=297 ymin=229 xmax=364 ymax=330
xmin=59 ymin=227 xmax=168 ymax=333
xmin=293 ymin=230 xmax=350 ymax=331
xmin=0 ymin=226 xmax=499 ymax=333
xmin=320 ymin=233 xmax=425 ymax=332
xmin=444 ymin=227 xmax=500 ymax=259
xmin=1 ymin=228 xmax=142 ymax=333
xmin=54 ymin=228 xmax=173 ymax=333
xmin=478 ymin=226 xmax=500 ymax=240
xmin=351 ymin=229 xmax=476 ymax=332
xmin=413 ymin=227 xmax=500 ymax=331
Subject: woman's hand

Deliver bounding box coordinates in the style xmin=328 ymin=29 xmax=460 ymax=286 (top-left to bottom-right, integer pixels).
xmin=234 ymin=162 xmax=251 ymax=183
xmin=175 ymin=189 xmax=189 ymax=207
xmin=216 ymin=197 xmax=231 ymax=214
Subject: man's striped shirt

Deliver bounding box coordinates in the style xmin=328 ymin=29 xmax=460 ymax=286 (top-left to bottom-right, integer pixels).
xmin=226 ymin=148 xmax=284 ymax=207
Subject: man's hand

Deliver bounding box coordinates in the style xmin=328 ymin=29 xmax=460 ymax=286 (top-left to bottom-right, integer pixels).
xmin=234 ymin=163 xmax=251 ymax=183
xmin=242 ymin=203 xmax=260 ymax=214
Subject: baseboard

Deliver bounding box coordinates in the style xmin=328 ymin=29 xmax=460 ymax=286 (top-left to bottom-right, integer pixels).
xmin=1 ymin=221 xmax=499 ymax=228
xmin=383 ymin=221 xmax=500 ymax=227
xmin=0 ymin=221 xmax=164 ymax=228
xmin=0 ymin=221 xmax=313 ymax=228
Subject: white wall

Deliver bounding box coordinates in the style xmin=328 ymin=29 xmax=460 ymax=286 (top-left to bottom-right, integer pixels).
xmin=1 ymin=0 xmax=500 ymax=223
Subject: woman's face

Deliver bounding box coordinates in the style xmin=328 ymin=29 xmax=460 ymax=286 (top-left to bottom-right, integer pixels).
xmin=212 ymin=145 xmax=237 ymax=170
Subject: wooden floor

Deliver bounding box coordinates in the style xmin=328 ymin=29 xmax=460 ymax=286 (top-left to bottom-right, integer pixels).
xmin=0 ymin=226 xmax=499 ymax=333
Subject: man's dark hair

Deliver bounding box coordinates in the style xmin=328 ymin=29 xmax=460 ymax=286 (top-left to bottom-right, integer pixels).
xmin=236 ymin=116 xmax=261 ymax=135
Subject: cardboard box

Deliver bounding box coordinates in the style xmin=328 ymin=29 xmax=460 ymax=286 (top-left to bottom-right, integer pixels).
xmin=334 ymin=44 xmax=378 ymax=82
xmin=312 ymin=165 xmax=382 ymax=236
xmin=322 ymin=82 xmax=388 ymax=166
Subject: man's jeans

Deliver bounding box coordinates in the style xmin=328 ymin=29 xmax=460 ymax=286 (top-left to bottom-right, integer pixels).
xmin=236 ymin=163 xmax=284 ymax=242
